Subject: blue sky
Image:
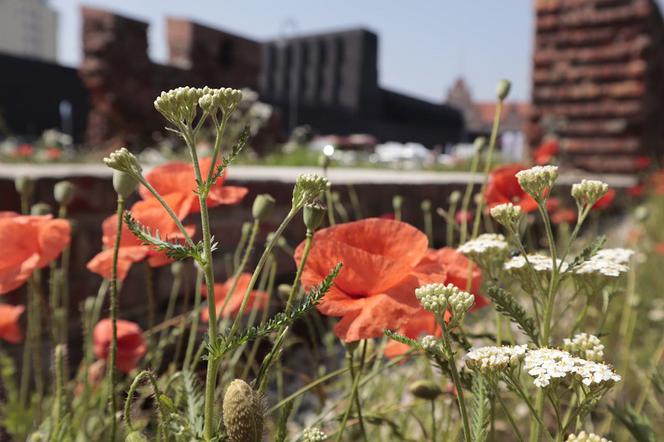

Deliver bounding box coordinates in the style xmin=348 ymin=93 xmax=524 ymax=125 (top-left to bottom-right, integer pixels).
xmin=51 ymin=0 xmax=534 ymax=101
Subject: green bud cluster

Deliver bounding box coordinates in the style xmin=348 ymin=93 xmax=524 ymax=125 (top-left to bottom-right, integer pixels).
xmin=415 ymin=283 xmax=475 ymax=324
xmin=292 ymin=173 xmax=329 ymax=209
xmin=490 ymin=202 xmax=522 ymax=230
xmin=103 ymin=148 xmax=143 ymax=177
xmin=515 ymin=165 xmax=559 ymax=200
xmin=571 ymin=179 xmax=609 ymax=207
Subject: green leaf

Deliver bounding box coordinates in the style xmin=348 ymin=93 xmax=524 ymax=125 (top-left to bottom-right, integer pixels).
xmin=487 ymin=286 xmax=540 ymax=345
xmin=208 ymin=125 xmax=249 ymax=186
xmin=124 ymin=211 xmax=210 ymax=261
xmin=608 ymin=405 xmax=656 ymax=442
xmin=209 ymin=263 xmax=342 ymax=360
xmin=274 ymin=400 xmax=293 ymax=442
xmin=470 ymin=375 xmax=490 ymax=442
xmin=568 ymin=235 xmax=607 ymax=271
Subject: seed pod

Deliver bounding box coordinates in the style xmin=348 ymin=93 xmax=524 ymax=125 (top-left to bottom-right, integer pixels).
xmin=409 ymin=380 xmax=443 ymax=400
xmin=54 ymin=180 xmax=75 ymax=206
xmin=303 ymin=202 xmax=326 ymax=232
xmin=112 ymin=170 xmax=138 ymax=198
xmin=496 ymin=79 xmax=511 ymax=101
xmin=222 ymin=379 xmax=264 ymax=442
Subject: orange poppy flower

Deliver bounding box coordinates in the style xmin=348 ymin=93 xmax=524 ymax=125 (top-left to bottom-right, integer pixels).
xmin=0 ymin=304 xmax=25 ymax=343
xmin=656 ymin=243 xmax=664 ymax=255
xmin=295 ymin=218 xmax=446 ymax=343
xmin=139 ymin=157 xmax=248 ymax=216
xmin=0 ymin=214 xmax=71 ymax=295
xmin=485 ymin=164 xmax=538 ymax=213
xmin=87 ymin=194 xmax=195 ymax=281
xmin=93 ymin=318 xmax=147 ymax=373
xmin=533 ymin=140 xmax=558 ymax=165
xmin=551 ymin=208 xmax=577 ymax=225
xmin=200 ymin=273 xmax=269 ymax=321
xmin=384 ymin=247 xmax=487 ymax=357
xmin=592 ymin=188 xmax=615 ymax=210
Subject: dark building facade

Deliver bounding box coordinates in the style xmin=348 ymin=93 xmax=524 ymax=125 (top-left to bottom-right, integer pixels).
xmin=0 ymin=53 xmax=89 ymax=142
xmin=260 ymin=29 xmax=463 ymax=145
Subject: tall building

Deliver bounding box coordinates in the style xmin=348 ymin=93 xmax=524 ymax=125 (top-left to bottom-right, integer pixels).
xmin=0 ymin=0 xmax=58 ymax=62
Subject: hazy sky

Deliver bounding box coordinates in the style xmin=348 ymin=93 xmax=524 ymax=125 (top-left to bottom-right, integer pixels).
xmin=51 ymin=0 xmax=534 ymax=102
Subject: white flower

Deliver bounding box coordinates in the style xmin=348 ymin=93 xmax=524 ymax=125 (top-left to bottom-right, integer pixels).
xmin=490 ymin=203 xmax=522 ymax=228
xmin=563 ymin=333 xmax=604 ymax=362
xmin=504 ymin=254 xmax=569 ymax=273
xmin=566 ymin=431 xmax=611 ymax=442
xmin=594 ymin=248 xmax=634 ymax=265
xmin=415 ymin=283 xmax=474 ymax=320
xmin=302 ymin=427 xmax=328 ymax=441
xmin=515 ymin=165 xmax=559 ymax=199
xmin=524 ymin=348 xmax=620 ymax=388
xmin=464 ymin=345 xmax=528 ymax=374
xmin=575 ymin=249 xmax=632 ymax=279
xmin=459 ymin=233 xmax=508 ymax=257
xmin=420 ymin=335 xmax=440 ymax=352
xmin=571 ymin=180 xmax=609 ymax=206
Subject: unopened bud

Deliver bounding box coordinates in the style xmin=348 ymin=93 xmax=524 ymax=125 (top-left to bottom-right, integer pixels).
xmin=449 ymin=190 xmax=461 ymax=205
xmin=222 ymin=379 xmax=264 ymax=442
xmin=392 ymin=195 xmax=403 ymax=210
xmin=421 ymin=199 xmax=432 ymax=211
xmin=112 ymin=171 xmax=138 ymax=198
xmin=54 ymin=180 xmax=75 ymax=206
xmin=409 ymin=380 xmax=443 ymax=400
xmin=171 ymin=261 xmax=185 ymax=277
xmin=31 ymin=203 xmax=51 ymax=216
xmin=14 ymin=175 xmax=34 ymax=196
xmin=277 ymin=284 xmax=292 ymax=299
xmin=496 ymin=79 xmax=511 ymax=101
xmin=303 ymin=202 xmax=326 ymax=232
xmin=252 ymin=194 xmax=275 ymax=221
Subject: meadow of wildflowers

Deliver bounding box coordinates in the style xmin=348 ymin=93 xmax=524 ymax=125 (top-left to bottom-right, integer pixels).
xmin=0 ymin=81 xmax=663 ymax=442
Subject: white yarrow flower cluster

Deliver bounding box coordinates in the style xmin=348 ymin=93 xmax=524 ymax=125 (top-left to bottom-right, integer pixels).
xmin=504 ymin=254 xmax=569 ymax=273
xmin=575 ymin=249 xmax=633 ymax=279
xmin=490 ymin=202 xmax=522 ymax=229
xmin=415 ymin=283 xmax=474 ymax=321
xmin=459 ymin=233 xmax=508 ymax=258
xmin=302 ymin=427 xmax=328 ymax=442
xmin=524 ymin=348 xmax=620 ymax=388
xmin=420 ymin=335 xmax=440 ymax=352
xmin=515 ymin=165 xmax=559 ymax=199
xmin=563 ymin=333 xmax=604 ymax=362
xmin=571 ymin=180 xmax=609 ymax=206
xmin=465 ymin=345 xmax=528 ymax=375
xmin=566 ymin=432 xmax=611 ymax=442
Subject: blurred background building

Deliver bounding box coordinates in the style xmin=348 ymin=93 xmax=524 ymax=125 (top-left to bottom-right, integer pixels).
xmin=0 ymin=0 xmax=58 ymax=62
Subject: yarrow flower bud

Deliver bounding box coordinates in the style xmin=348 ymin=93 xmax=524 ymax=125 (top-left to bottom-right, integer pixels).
xmin=490 ymin=202 xmax=522 ymax=229
xmin=104 ymin=148 xmax=142 ymax=176
xmin=302 ymin=427 xmax=328 ymax=442
xmin=409 ymin=380 xmax=443 ymax=400
xmin=292 ymin=174 xmax=328 ymax=208
xmin=222 ymin=379 xmax=264 ymax=442
xmin=465 ymin=345 xmax=528 ymax=375
xmin=415 ymin=283 xmax=474 ymax=323
xmin=515 ymin=165 xmax=558 ymax=200
xmin=571 ymin=180 xmax=609 ymax=207
xmin=420 ymin=335 xmax=441 ymax=353
xmin=566 ymin=432 xmax=611 ymax=442
xmin=563 ymin=333 xmax=604 ymax=362
xmin=154 ymin=86 xmax=206 ymax=126
xmin=198 ymin=87 xmax=243 ymax=115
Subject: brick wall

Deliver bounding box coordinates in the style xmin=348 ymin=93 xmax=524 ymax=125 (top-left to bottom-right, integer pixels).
xmin=528 ymin=0 xmax=664 ymax=172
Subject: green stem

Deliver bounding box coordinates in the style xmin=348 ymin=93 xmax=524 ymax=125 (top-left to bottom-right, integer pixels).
xmin=108 ymin=195 xmax=125 ymax=442
xmin=285 ymin=232 xmax=313 ymax=313
xmin=335 ymin=342 xmax=368 ymax=442
xmin=183 ymin=266 xmax=204 ymax=371
xmin=153 ymin=265 xmax=183 ymax=370
xmin=440 ymin=319 xmax=472 ymax=442
xmin=430 ymin=400 xmax=437 ymax=442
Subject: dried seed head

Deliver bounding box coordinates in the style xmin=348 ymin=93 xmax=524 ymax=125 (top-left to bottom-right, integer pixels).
xmin=222 ymin=379 xmax=264 ymax=442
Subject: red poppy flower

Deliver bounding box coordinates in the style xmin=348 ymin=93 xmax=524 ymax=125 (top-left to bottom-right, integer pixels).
xmin=485 ymin=164 xmax=538 ymax=212
xmin=592 ymin=188 xmax=615 ymax=210
xmin=93 ymin=318 xmax=147 ymax=373
xmin=551 ymin=208 xmax=577 ymax=225
xmin=533 ymin=140 xmax=558 ymax=165
xmin=384 ymin=247 xmax=487 ymax=358
xmin=15 ymin=144 xmax=34 ymax=158
xmin=139 ymin=157 xmax=248 ymax=217
xmin=0 ymin=304 xmax=25 ymax=343
xmin=200 ymin=273 xmax=269 ymax=322
xmin=45 ymin=146 xmax=62 ymax=160
xmin=379 ymin=213 xmax=396 ymax=220
xmin=634 ymin=156 xmax=652 ymax=170
xmin=0 ymin=214 xmax=71 ymax=295
xmin=87 ymin=194 xmax=195 ymax=281
xmin=628 ymin=184 xmax=645 ymax=198
xmin=295 ymin=218 xmax=446 ymax=342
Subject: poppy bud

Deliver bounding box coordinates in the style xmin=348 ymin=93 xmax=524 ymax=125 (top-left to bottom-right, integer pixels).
xmin=14 ymin=175 xmax=34 ymax=197
xmin=113 ymin=171 xmax=138 ymax=198
xmin=474 ymin=136 xmax=487 ymax=152
xmin=421 ymin=199 xmax=431 ymax=211
xmin=31 ymin=203 xmax=52 ymax=216
xmin=448 ymin=191 xmax=461 ymax=205
xmin=171 ymin=261 xmax=185 ymax=277
xmin=634 ymin=205 xmax=649 ymax=222
xmin=54 ymin=180 xmax=75 ymax=206
xmin=252 ymin=194 xmax=275 ymax=222
xmin=241 ymin=221 xmax=252 ymax=237
xmin=392 ymin=195 xmax=403 ymax=210
xmin=496 ymin=79 xmax=511 ymax=101
xmin=303 ymin=202 xmax=326 ymax=232
xmin=409 ymin=380 xmax=443 ymax=400
xmin=125 ymin=431 xmax=149 ymax=442
xmin=277 ymin=284 xmax=292 ymax=300
xmin=222 ymin=379 xmax=264 ymax=442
